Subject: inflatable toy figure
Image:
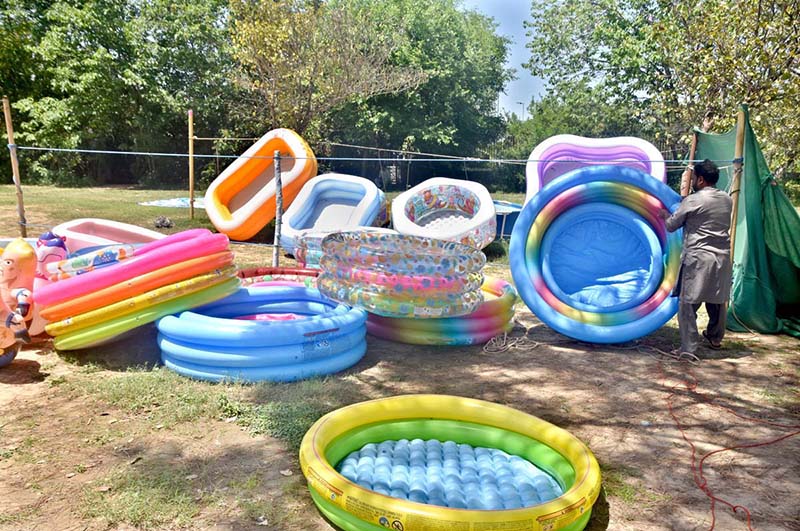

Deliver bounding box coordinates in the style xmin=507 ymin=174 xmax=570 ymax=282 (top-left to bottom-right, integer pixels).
xmin=0 ymin=238 xmax=36 ymax=347
xmin=28 ymin=231 xmax=68 ymax=336
xmin=35 ymin=231 xmax=68 ymax=283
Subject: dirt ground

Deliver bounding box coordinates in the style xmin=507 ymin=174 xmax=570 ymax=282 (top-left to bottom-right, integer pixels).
xmin=1 ymin=248 xmax=799 ymax=530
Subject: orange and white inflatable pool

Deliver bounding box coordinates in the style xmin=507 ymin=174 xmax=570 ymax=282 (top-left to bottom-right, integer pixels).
xmin=204 ymin=128 xmax=317 ymax=241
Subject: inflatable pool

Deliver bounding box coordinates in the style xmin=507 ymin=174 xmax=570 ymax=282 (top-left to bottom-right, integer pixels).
xmin=392 ymin=178 xmax=497 ymax=249
xmin=40 ymin=251 xmax=234 ymax=321
xmin=510 ymin=165 xmax=682 ymax=343
xmin=157 ymin=286 xmax=367 ymax=383
xmin=493 ymin=200 xmax=523 ymax=240
xmin=34 ymin=229 xmax=229 ymax=308
xmin=51 ymin=218 xmax=164 ymax=254
xmin=366 ymin=277 xmax=517 ymax=345
xmin=52 ymin=277 xmax=239 ymax=351
xmin=300 ymin=394 xmax=601 ymax=531
xmin=318 ymin=231 xmax=486 ymax=319
xmin=205 ymin=128 xmax=317 ymax=241
xmin=525 ymin=135 xmax=666 ymax=203
xmin=279 ymin=173 xmax=385 ymax=254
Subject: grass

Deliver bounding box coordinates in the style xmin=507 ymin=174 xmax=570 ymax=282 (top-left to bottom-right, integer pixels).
xmin=219 ymin=376 xmax=366 ymax=451
xmin=63 ymin=366 xmax=232 ymax=429
xmin=0 ymin=184 xmax=526 ymax=243
xmin=0 ymin=184 xmax=215 ymax=237
xmin=83 ymin=466 xmax=201 ymax=529
xmin=600 ymin=464 xmax=672 ymax=508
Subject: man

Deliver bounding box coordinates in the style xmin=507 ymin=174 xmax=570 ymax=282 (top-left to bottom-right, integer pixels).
xmin=660 ymin=159 xmax=733 ymax=358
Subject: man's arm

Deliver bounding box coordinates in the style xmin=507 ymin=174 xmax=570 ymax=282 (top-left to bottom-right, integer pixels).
xmin=662 ymin=197 xmax=693 ymax=233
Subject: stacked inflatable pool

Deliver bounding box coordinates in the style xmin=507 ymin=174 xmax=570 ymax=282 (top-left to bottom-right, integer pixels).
xmin=318 ymin=232 xmax=486 ymax=319
xmin=34 ymin=229 xmax=239 ymax=350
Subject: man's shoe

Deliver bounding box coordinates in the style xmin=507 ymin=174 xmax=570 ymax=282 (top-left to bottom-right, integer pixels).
xmin=702 ymin=330 xmax=721 ymax=350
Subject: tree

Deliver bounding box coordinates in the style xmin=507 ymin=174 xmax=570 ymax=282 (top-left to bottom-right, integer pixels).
xmin=8 ymin=0 xmax=235 ymax=186
xmin=324 ymin=0 xmax=513 ymax=186
xmin=524 ymin=0 xmax=800 ymax=175
xmin=228 ymin=0 xmax=427 ymax=136
xmin=488 ymin=83 xmax=652 ymax=192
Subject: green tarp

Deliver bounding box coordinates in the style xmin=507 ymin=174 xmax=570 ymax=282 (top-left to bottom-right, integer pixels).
xmin=694 ymin=105 xmax=800 ymax=337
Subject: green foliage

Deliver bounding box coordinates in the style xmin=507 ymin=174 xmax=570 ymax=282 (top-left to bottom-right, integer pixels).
xmin=525 ymin=0 xmax=800 ymax=174
xmin=781 ymin=173 xmax=800 ymax=206
xmin=4 ymin=0 xmax=235 ymax=186
xmin=229 ymin=0 xmax=426 ymax=136
xmin=325 ymin=0 xmax=512 ymax=185
xmin=488 ymin=83 xmax=654 ymax=192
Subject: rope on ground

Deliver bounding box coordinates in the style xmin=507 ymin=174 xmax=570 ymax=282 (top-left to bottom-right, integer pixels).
xmin=482 ymin=332 xmax=540 ymax=353
xmin=482 ymin=318 xmax=574 ymax=353
xmin=654 ymin=352 xmax=800 ymax=530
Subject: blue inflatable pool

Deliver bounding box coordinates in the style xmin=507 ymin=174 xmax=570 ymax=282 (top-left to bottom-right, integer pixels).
xmin=157 ymin=286 xmax=367 ymax=382
xmin=509 ymin=165 xmax=682 ymax=343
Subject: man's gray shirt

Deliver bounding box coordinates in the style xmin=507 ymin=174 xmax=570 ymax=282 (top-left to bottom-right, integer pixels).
xmin=665 ymin=187 xmax=733 ymax=304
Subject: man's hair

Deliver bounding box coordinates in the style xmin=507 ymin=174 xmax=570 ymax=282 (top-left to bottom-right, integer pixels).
xmin=695 ymin=158 xmax=720 ymax=185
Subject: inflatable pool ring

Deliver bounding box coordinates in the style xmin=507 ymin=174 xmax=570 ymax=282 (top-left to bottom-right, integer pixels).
xmin=46 ymin=266 xmax=238 ymax=337
xmin=237 ymin=267 xmax=319 ymax=288
xmin=41 ymin=251 xmax=235 ymax=321
xmin=525 ymin=134 xmax=666 ymax=203
xmin=510 ymin=165 xmax=682 ymax=343
xmin=320 ymin=232 xmax=486 ymax=278
xmin=45 ymin=244 xmax=136 ymax=281
xmin=366 ymin=277 xmax=517 ymax=345
xmin=295 ymin=228 xmax=397 ymax=269
xmin=317 ymin=274 xmax=484 ymax=319
xmin=34 ymin=229 xmax=229 ymax=307
xmin=52 ymin=276 xmax=240 ymax=351
xmin=157 ymin=286 xmax=367 ymax=383
xmin=321 ymin=267 xmax=483 ymax=295
xmin=300 ymin=394 xmax=601 ymax=531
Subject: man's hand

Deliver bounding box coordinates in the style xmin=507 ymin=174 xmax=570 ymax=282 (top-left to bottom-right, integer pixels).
xmin=657 ymin=208 xmax=670 ymax=221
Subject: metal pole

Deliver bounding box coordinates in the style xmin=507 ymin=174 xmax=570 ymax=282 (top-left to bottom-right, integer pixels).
xmin=2 ymin=96 xmax=27 ymax=237
xmin=188 ymin=109 xmax=195 ymax=220
xmin=272 ymin=150 xmax=283 ymax=267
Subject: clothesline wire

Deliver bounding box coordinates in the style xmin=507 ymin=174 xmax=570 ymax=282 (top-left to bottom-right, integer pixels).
xmin=10 ymin=144 xmax=734 ymax=166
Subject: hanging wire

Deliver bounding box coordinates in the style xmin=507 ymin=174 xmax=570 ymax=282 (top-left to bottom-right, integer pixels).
xmin=11 ymin=144 xmax=735 ymax=166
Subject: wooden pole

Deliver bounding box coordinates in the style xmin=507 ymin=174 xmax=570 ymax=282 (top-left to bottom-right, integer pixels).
xmin=272 ymin=150 xmax=283 ymax=267
xmin=2 ymin=96 xmax=27 ymax=237
xmin=188 ymin=109 xmax=195 ymax=220
xmin=680 ymin=131 xmax=697 ymax=197
xmin=729 ymin=107 xmax=746 ymax=260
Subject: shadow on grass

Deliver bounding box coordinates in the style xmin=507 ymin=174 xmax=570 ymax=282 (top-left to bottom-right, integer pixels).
xmin=56 ymin=324 xmax=162 ymax=371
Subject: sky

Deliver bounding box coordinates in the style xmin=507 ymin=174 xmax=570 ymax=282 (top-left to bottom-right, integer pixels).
xmin=460 ymin=0 xmax=546 ymax=116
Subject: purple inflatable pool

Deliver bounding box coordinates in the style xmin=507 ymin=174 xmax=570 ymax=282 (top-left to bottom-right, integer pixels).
xmin=525 ymin=134 xmax=666 ymax=203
